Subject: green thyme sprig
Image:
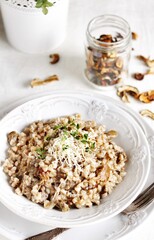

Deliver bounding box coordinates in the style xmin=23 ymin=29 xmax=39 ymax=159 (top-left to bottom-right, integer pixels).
xmin=62 ymin=145 xmax=69 ymax=151
xmin=44 ymin=135 xmax=52 ymax=141
xmin=51 ymin=120 xmax=96 ymax=153
xmin=36 ymin=148 xmax=47 ymax=159
xmin=35 ymin=0 xmax=55 ymax=15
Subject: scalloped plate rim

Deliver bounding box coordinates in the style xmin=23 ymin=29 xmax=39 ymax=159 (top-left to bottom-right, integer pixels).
xmin=0 ymin=91 xmax=151 ymax=228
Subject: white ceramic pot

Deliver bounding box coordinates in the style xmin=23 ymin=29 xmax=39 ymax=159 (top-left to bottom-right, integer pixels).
xmin=0 ymin=0 xmax=69 ymax=53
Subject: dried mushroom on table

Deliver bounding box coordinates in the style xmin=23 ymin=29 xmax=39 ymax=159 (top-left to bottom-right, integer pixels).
xmin=132 ymin=32 xmax=138 ymax=40
xmin=49 ymin=53 xmax=60 ymax=64
xmin=117 ymin=85 xmax=139 ymax=103
xmin=117 ymin=85 xmax=154 ymax=104
xmin=138 ymin=90 xmax=154 ymax=103
xmin=133 ymin=73 xmax=145 ymax=81
xmin=137 ymin=55 xmax=154 ymax=68
xmin=30 ymin=75 xmax=59 ymax=87
xmin=133 ymin=55 xmax=154 ymax=80
xmin=140 ymin=109 xmax=154 ymax=120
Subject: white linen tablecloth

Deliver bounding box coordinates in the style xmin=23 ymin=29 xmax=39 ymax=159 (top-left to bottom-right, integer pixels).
xmin=0 ymin=0 xmax=153 ymax=239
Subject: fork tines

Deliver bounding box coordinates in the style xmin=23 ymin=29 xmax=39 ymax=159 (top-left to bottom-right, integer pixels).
xmin=133 ymin=183 xmax=154 ymax=208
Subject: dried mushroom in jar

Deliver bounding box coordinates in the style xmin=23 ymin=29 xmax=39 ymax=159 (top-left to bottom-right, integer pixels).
xmin=85 ymin=33 xmax=125 ymax=87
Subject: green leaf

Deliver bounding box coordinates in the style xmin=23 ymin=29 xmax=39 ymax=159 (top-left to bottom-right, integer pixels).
xmin=91 ymin=142 xmax=96 ymax=149
xmin=62 ymin=145 xmax=69 ymax=151
xmin=35 ymin=1 xmax=43 ymax=8
xmin=61 ymin=125 xmax=67 ymax=130
xmin=46 ymin=1 xmax=54 ymax=7
xmin=42 ymin=6 xmax=48 ymax=15
xmin=83 ymin=134 xmax=88 ymax=140
xmin=75 ymin=135 xmax=80 ymax=140
xmin=63 ymin=130 xmax=69 ymax=137
xmin=76 ymin=124 xmax=80 ymax=129
xmin=35 ymin=0 xmax=43 ymax=3
xmin=53 ymin=125 xmax=62 ymax=130
xmin=70 ymin=122 xmax=76 ymax=126
xmin=71 ymin=131 xmax=78 ymax=137
xmin=36 ymin=148 xmax=46 ymax=159
xmin=44 ymin=135 xmax=52 ymax=141
xmin=35 ymin=0 xmax=54 ymax=14
xmin=53 ymin=124 xmax=67 ymax=130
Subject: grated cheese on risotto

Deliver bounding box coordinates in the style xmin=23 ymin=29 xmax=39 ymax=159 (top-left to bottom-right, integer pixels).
xmin=3 ymin=114 xmax=127 ymax=212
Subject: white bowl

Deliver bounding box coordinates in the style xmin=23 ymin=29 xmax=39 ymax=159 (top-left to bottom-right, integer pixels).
xmin=0 ymin=92 xmax=151 ymax=227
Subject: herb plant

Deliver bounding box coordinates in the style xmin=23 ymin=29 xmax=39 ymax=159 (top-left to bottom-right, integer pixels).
xmin=35 ymin=0 xmax=55 ymax=15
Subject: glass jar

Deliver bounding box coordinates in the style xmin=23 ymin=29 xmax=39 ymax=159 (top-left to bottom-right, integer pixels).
xmin=85 ymin=14 xmax=132 ymax=88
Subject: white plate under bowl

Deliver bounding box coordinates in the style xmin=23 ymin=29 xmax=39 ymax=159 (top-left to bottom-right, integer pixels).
xmin=0 ymin=93 xmax=151 ymax=227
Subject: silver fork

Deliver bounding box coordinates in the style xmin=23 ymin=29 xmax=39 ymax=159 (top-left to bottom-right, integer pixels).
xmin=26 ymin=183 xmax=154 ymax=240
xmin=122 ymin=182 xmax=154 ymax=215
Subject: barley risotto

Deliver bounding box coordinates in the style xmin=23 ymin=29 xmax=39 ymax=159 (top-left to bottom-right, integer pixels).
xmin=3 ymin=114 xmax=127 ymax=212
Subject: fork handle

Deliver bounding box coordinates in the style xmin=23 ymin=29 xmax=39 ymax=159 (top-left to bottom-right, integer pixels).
xmin=25 ymin=228 xmax=68 ymax=240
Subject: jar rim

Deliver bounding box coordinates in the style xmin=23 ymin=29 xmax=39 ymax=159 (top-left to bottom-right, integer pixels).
xmin=86 ymin=14 xmax=131 ymax=50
